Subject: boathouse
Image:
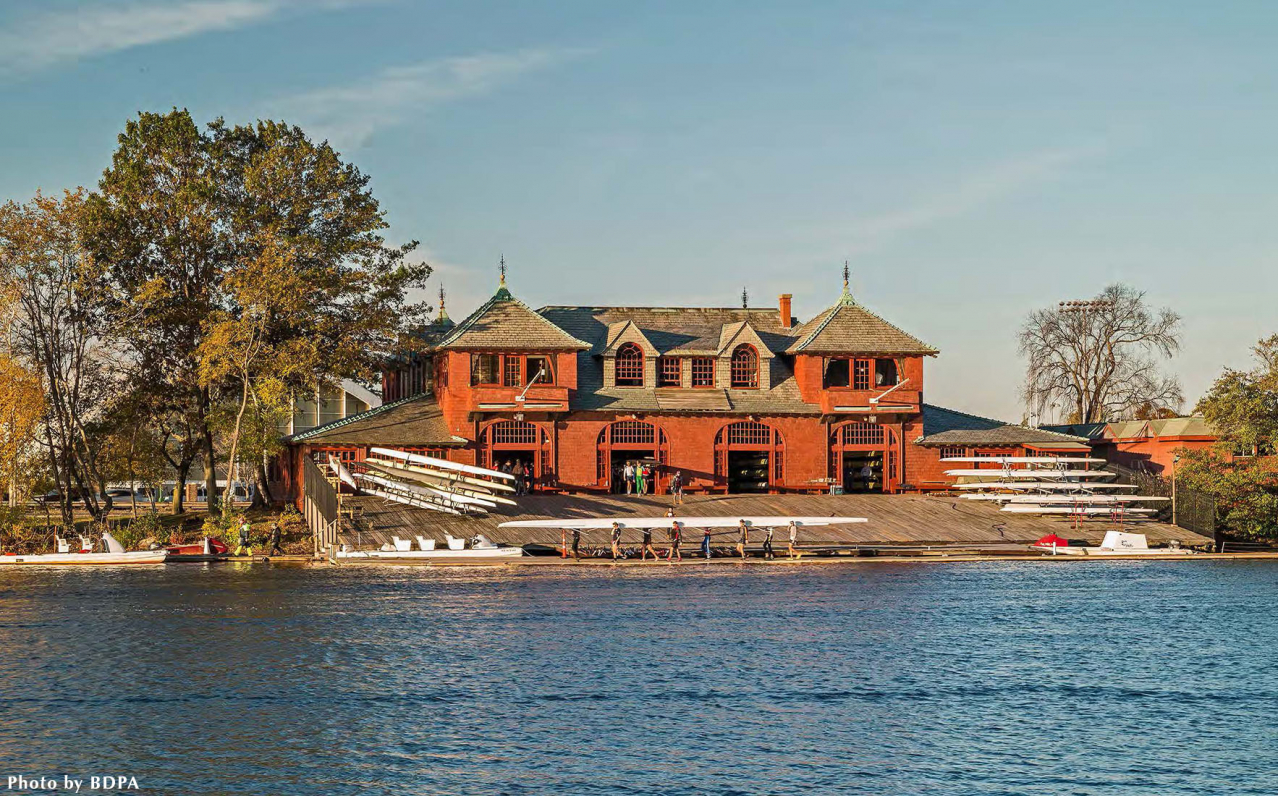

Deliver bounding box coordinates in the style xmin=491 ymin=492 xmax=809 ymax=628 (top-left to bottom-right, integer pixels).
xmin=276 ymin=270 xmax=1089 ymax=502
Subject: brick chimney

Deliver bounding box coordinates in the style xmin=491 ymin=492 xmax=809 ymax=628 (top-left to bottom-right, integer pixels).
xmin=778 ymin=294 xmax=793 ymax=329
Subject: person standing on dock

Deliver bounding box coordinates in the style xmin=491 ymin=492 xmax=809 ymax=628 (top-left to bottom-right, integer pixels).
xmin=670 ymin=470 xmax=684 ymax=505
xmin=787 ymin=521 xmax=799 ymax=559
xmin=610 ymin=522 xmax=622 ymax=561
xmin=762 ymin=526 xmax=775 ymax=560
xmin=623 ymin=462 xmax=635 ymax=494
xmin=667 ymin=522 xmax=682 ymax=561
xmin=635 ymin=463 xmax=647 ymax=496
xmin=268 ymin=522 xmax=283 ymax=556
xmin=642 ymin=525 xmax=659 ymax=561
xmin=234 ymin=518 xmax=253 ymax=557
xmin=737 ymin=520 xmax=748 ymax=560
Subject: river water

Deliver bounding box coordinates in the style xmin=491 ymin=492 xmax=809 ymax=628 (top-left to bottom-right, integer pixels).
xmin=1 ymin=561 xmax=1275 ymax=795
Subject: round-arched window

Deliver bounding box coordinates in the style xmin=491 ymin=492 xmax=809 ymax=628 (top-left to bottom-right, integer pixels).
xmin=730 ymin=344 xmax=759 ymax=388
xmin=615 ymin=343 xmax=644 ymax=387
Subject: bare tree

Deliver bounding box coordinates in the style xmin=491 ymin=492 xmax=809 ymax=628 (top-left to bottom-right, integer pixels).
xmin=1019 ymin=283 xmax=1182 ymax=424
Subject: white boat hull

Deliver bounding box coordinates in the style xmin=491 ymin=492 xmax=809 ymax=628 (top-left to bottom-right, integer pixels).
xmin=0 ymin=550 xmax=168 ymax=566
xmin=335 ymin=547 xmax=525 ymax=560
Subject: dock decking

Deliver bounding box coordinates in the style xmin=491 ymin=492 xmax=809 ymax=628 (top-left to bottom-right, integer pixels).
xmin=336 ymin=493 xmax=1213 ymax=551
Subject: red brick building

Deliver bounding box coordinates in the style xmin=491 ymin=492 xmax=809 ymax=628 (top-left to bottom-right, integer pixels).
xmin=279 ymin=273 xmax=1088 ymax=500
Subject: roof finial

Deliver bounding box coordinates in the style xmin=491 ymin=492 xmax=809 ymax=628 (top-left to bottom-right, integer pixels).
xmin=437 ymin=285 xmax=450 ymax=323
xmin=499 ymin=254 xmax=507 ymax=287
xmin=843 ymin=260 xmax=850 ymax=291
xmin=741 ymin=287 xmax=749 ymax=308
xmin=840 ymin=260 xmax=855 ymax=306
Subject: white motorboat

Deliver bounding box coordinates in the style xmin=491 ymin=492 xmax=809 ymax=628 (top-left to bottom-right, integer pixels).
xmin=0 ymin=532 xmax=168 ymax=566
xmin=334 ymin=533 xmax=524 ymax=560
xmin=1033 ymin=531 xmax=1195 ymax=556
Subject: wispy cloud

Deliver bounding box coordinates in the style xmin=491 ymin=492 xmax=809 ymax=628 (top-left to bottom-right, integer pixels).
xmin=839 ymin=144 xmax=1105 ymax=254
xmin=0 ymin=0 xmax=367 ymax=75
xmin=270 ymin=48 xmax=588 ymax=149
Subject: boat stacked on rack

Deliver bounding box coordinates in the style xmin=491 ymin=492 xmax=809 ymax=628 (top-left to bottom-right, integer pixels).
xmin=326 ymin=447 xmax=517 ymax=517
xmin=943 ymin=456 xmax=1168 ymax=520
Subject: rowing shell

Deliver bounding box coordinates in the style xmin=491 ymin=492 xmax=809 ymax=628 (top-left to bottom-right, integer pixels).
xmin=1007 ymin=495 xmax=1169 ymax=504
xmin=1000 ymin=505 xmax=1157 ymax=515
xmin=954 ymin=482 xmax=1138 ymax=491
xmin=500 ymin=516 xmax=867 ymax=530
xmin=327 ymin=454 xmax=358 ymax=489
xmin=940 ymin=456 xmax=1105 ymax=464
xmin=945 ymin=469 xmax=1113 ymax=479
xmin=363 ymin=456 xmax=517 ymax=497
xmin=370 ymin=447 xmax=514 ymax=482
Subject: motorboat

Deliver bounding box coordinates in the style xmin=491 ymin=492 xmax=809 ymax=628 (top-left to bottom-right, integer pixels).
xmin=1032 ymin=531 xmax=1195 ymax=556
xmin=334 ymin=533 xmax=525 ymax=560
xmin=0 ymin=532 xmax=168 ymax=566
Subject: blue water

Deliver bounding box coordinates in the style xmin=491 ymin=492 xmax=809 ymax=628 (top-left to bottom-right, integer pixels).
xmin=1 ymin=561 xmax=1276 ymax=795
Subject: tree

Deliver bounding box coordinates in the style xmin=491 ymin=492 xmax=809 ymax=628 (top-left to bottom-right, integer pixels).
xmin=1020 ymin=283 xmax=1182 ymax=424
xmin=1175 ymin=447 xmax=1278 ymax=540
xmin=0 ymin=282 xmax=44 ymax=508
xmin=86 ymin=110 xmax=431 ymax=513
xmin=0 ymin=190 xmax=119 ymax=524
xmin=1195 ymin=335 xmax=1278 ymax=456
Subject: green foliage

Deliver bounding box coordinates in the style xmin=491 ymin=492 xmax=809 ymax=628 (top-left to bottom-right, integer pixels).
xmin=110 ymin=511 xmax=166 ymax=550
xmin=202 ymin=511 xmax=247 ymax=544
xmin=1176 ymin=447 xmax=1278 ymax=540
xmin=1196 ymin=335 xmax=1278 ymax=456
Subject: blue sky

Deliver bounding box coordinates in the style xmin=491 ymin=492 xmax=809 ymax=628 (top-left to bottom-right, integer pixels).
xmin=2 ymin=0 xmax=1275 ymax=420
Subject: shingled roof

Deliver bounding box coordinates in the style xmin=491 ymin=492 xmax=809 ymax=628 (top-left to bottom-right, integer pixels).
xmin=436 ymin=283 xmax=589 ymax=351
xmin=915 ymin=404 xmax=1090 ymax=449
xmin=786 ymin=291 xmax=938 ymax=356
xmin=288 ymin=394 xmax=466 ymax=446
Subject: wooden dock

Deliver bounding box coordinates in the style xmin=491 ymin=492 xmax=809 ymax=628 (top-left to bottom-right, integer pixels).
xmin=336 ymin=492 xmax=1213 ymax=551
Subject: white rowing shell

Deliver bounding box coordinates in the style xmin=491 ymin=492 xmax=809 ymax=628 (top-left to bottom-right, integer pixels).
xmin=954 ymin=482 xmax=1137 ymax=490
xmin=1000 ymin=505 xmax=1157 ymax=515
xmin=945 ymin=469 xmax=1112 ymax=478
xmin=356 ymin=472 xmax=486 ymax=513
xmin=499 ymin=516 xmax=867 ymax=530
xmin=364 ymin=456 xmax=518 ymax=495
xmin=370 ymin=447 xmax=514 ymax=482
xmin=1007 ymin=495 xmax=1169 ymax=504
xmin=940 ymin=456 xmax=1105 ymax=464
xmin=360 ymin=460 xmax=517 ymax=504
xmin=327 ymin=455 xmax=358 ymax=489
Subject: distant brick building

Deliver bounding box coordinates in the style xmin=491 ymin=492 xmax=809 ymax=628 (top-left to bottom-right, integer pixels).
xmin=278 ymin=270 xmax=1089 ymax=501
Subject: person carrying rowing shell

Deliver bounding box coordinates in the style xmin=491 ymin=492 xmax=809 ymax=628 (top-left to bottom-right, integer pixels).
xmin=737 ymin=520 xmax=748 ymax=560
xmin=641 ymin=525 xmax=659 ymax=561
xmin=610 ymin=522 xmax=622 ymax=561
xmin=667 ymin=522 xmax=682 ymax=561
xmin=571 ymin=528 xmax=581 ymax=561
xmin=701 ymin=525 xmax=712 ymax=559
xmin=762 ymin=526 xmax=775 ymax=560
xmin=787 ymin=521 xmax=799 ymax=559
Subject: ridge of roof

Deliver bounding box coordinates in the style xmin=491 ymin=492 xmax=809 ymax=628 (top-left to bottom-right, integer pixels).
xmin=437 ymin=286 xmax=590 ymax=350
xmin=785 ymin=300 xmax=938 ymax=355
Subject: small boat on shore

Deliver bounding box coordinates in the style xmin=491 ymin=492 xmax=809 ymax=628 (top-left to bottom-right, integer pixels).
xmin=334 ymin=533 xmax=524 ymax=560
xmin=1032 ymin=531 xmax=1195 ymax=556
xmin=164 ymin=537 xmax=230 ymax=562
xmin=0 ymin=532 xmax=168 ymax=566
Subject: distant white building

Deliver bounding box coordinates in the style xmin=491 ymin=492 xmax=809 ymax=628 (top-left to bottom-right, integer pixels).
xmin=278 ymin=380 xmax=382 ymax=436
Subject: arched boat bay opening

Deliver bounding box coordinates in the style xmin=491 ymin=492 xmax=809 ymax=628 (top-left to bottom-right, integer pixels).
xmin=714 ymin=421 xmax=784 ymax=493
xmin=597 ymin=420 xmax=669 ymax=492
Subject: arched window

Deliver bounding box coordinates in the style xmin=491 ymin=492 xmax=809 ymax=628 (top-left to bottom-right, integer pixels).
xmin=615 ymin=343 xmax=644 ymax=387
xmin=730 ymin=344 xmax=759 ymax=388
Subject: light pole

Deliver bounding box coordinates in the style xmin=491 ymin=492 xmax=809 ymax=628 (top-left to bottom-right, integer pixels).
xmin=1171 ymin=453 xmax=1181 ymax=527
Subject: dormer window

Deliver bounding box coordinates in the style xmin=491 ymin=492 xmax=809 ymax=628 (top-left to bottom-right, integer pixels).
xmin=657 ymin=356 xmax=681 ymax=387
xmin=615 ymin=343 xmax=644 ymax=387
xmin=730 ymin=344 xmax=759 ymax=388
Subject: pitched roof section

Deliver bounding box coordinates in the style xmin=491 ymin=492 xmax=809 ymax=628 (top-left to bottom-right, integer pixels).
xmin=288 ymin=394 xmax=466 ymax=446
xmin=542 ymin=306 xmax=793 ymax=356
xmin=916 ymin=404 xmax=1089 ymax=448
xmin=786 ymin=293 xmax=938 ymax=356
xmin=436 ymin=286 xmax=590 ymax=351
